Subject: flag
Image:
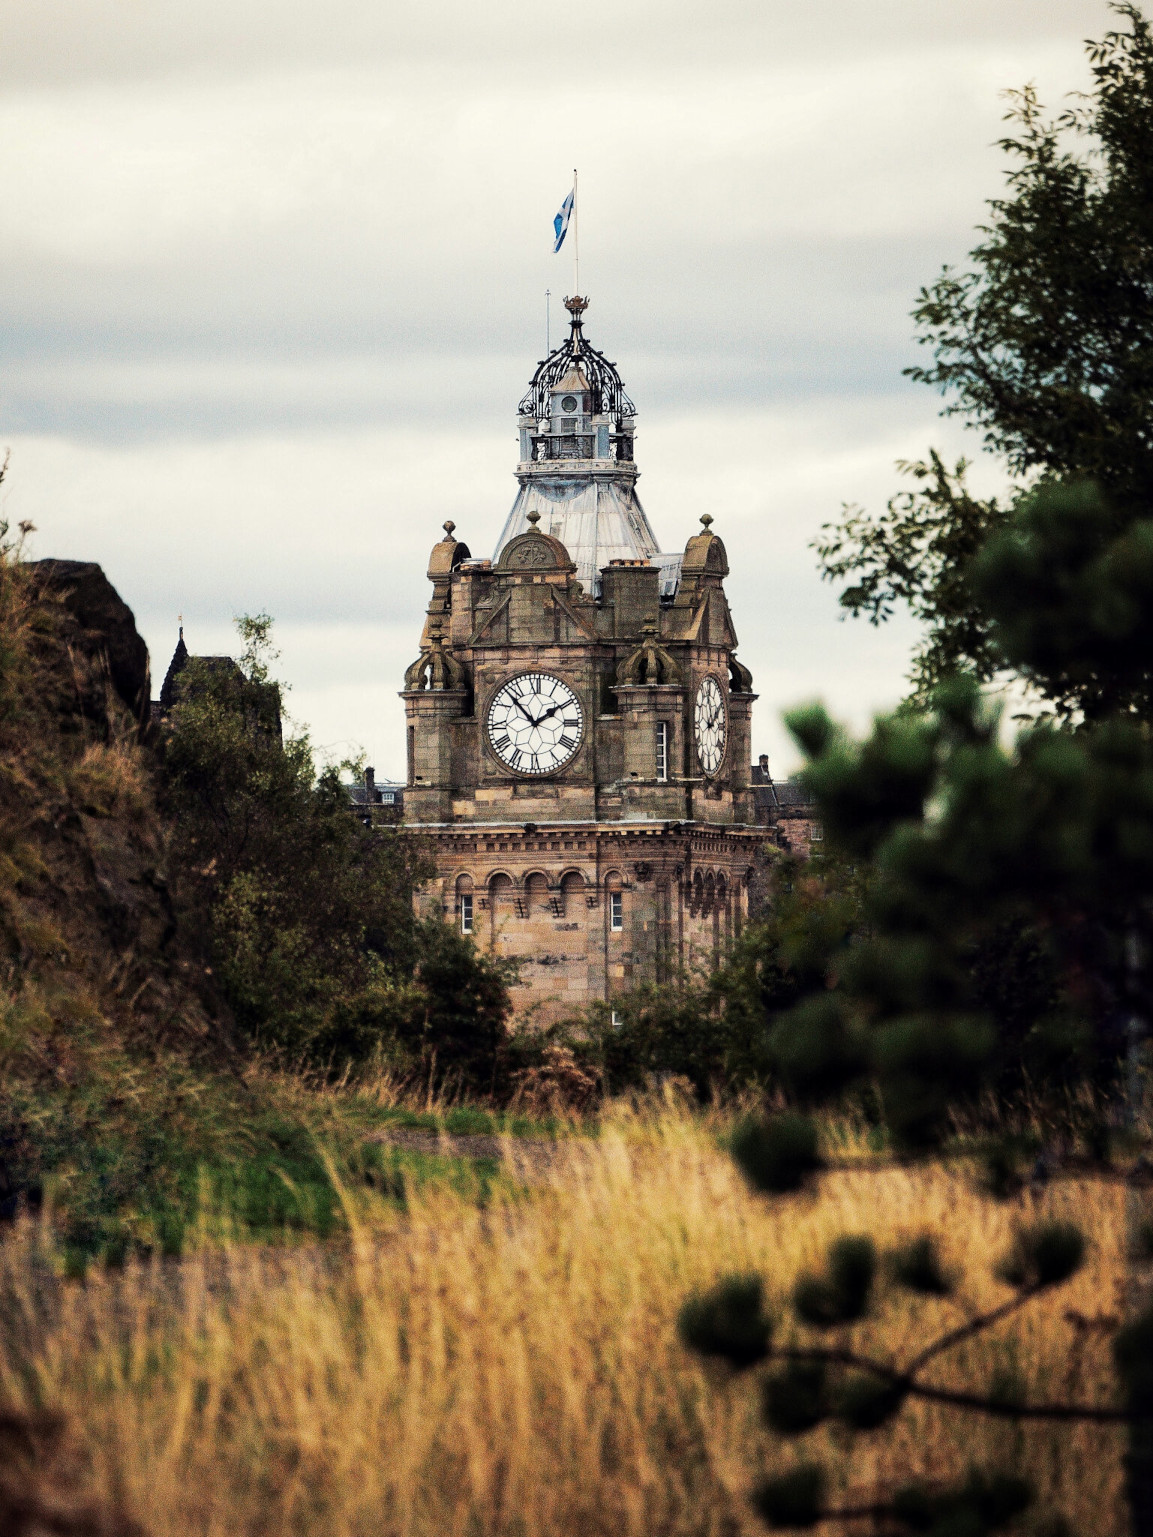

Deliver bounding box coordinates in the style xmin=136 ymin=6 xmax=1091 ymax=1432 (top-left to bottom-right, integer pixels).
xmin=553 ymin=187 xmax=575 ymax=253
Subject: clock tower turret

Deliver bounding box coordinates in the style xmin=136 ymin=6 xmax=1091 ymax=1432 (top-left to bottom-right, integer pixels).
xmin=401 ymin=298 xmax=765 ymax=1022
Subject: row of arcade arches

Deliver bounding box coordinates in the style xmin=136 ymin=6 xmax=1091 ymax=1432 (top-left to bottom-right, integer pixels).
xmin=449 ymin=866 xmax=745 ymax=927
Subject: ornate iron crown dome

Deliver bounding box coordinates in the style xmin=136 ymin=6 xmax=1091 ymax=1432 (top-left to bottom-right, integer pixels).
xmin=517 ymin=296 xmax=637 ymax=422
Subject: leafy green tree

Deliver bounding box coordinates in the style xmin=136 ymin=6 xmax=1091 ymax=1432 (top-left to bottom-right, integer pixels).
xmin=678 ymin=11 xmax=1153 ymax=1527
xmin=583 ymin=856 xmax=863 ymax=1098
xmin=162 ymin=615 xmax=510 ymax=1079
xmin=817 ymin=5 xmax=1153 ymax=715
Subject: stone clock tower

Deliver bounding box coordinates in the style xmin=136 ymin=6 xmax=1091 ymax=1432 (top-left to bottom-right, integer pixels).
xmin=402 ymin=297 xmax=765 ymax=1024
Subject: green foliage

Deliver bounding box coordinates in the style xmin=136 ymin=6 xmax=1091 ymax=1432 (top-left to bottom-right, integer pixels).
xmin=581 ymin=855 xmax=865 ymax=1100
xmin=834 ymin=1373 xmax=906 ymax=1431
xmin=680 ymin=1214 xmax=1099 ymax=1529
xmin=676 ymin=1274 xmax=771 ymax=1370
xmin=761 ymin=1361 xmax=829 ymax=1435
xmin=815 ymin=7 xmax=1153 ymax=710
xmin=970 ymin=479 xmax=1153 ymax=719
xmin=751 ymin=1464 xmax=826 ymax=1529
xmin=680 ymin=15 xmax=1153 ymax=1530
xmin=587 ymin=982 xmax=732 ymax=1095
xmin=791 ymin=1235 xmax=875 ymax=1328
xmin=814 ymin=453 xmax=1008 ymax=703
xmin=770 ymin=677 xmax=1153 ymax=1144
xmin=1114 ymin=1299 xmax=1153 ymax=1415
xmin=998 ymin=1221 xmax=1086 ymax=1291
xmin=890 ymin=1235 xmax=953 ymax=1297
xmin=730 ymin=1114 xmax=823 ymax=1195
xmin=910 ymin=5 xmax=1153 ymax=499
xmin=891 ymin=1471 xmax=1032 ymax=1534
xmin=162 ymin=616 xmax=512 ymax=1083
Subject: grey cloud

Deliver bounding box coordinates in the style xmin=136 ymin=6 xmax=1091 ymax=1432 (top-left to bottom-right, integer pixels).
xmin=5 ymin=0 xmax=1116 ymax=85
xmin=0 ymin=0 xmax=1111 ymax=775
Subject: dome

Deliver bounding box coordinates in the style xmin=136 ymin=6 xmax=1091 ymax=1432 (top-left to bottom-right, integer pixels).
xmin=518 ymin=297 xmax=636 ymax=423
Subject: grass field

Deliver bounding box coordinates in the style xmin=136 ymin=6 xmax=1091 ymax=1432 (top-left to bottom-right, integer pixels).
xmin=0 ymin=1099 xmax=1129 ymax=1536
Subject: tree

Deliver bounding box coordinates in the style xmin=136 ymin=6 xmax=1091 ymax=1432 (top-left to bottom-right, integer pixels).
xmin=162 ymin=615 xmax=511 ymax=1078
xmin=817 ymin=5 xmax=1153 ymax=716
xmin=677 ymin=10 xmax=1153 ymax=1527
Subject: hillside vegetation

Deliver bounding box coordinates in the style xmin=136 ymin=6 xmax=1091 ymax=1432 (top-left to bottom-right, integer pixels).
xmin=0 ymin=1105 xmax=1126 ymax=1537
xmin=0 ymin=528 xmax=524 ymax=1263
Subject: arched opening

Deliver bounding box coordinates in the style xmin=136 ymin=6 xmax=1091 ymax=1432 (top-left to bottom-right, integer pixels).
xmin=560 ymin=870 xmax=585 ymax=919
xmin=605 ymin=871 xmax=624 ymax=934
xmin=488 ymin=873 xmax=514 ymax=935
xmin=455 ymin=874 xmax=475 ymax=936
xmin=525 ymin=872 xmax=550 ymax=915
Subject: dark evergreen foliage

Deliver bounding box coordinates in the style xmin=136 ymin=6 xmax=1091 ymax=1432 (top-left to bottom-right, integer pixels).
xmin=815 ymin=6 xmax=1153 ymax=713
xmin=162 ymin=615 xmax=512 ymax=1081
xmin=680 ymin=14 xmax=1153 ymax=1529
xmin=675 ymin=1274 xmax=771 ymax=1370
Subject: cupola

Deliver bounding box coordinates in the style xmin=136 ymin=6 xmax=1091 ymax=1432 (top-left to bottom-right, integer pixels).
xmin=495 ymin=296 xmax=680 ymax=598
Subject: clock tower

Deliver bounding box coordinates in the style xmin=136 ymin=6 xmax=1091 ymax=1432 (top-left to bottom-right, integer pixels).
xmin=401 ymin=297 xmax=765 ymax=1023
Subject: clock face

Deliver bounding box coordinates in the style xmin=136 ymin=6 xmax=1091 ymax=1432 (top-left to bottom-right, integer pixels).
xmin=694 ymin=675 xmax=727 ymax=776
xmin=486 ymin=672 xmax=584 ymax=776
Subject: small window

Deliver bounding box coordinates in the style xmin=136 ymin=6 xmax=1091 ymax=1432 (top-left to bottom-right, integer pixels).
xmin=610 ymin=890 xmax=623 ymax=931
xmin=810 ymin=824 xmax=824 ymax=843
xmin=460 ymin=894 xmax=474 ymax=934
xmin=560 ymin=394 xmax=579 ymax=412
xmin=381 ymin=790 xmax=395 ymax=804
xmin=655 ymin=721 xmax=669 ymax=783
xmin=610 ymin=1010 xmax=621 ymax=1029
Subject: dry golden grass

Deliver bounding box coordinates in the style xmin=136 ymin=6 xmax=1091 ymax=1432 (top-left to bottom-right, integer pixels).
xmin=0 ymin=1103 xmax=1128 ymax=1536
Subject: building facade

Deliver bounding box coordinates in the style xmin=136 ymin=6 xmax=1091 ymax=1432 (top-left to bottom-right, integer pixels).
xmin=401 ymin=296 xmax=771 ymax=1023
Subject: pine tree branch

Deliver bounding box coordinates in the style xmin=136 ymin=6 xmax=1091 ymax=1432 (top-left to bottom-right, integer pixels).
xmin=775 ymin=1344 xmax=1134 ymax=1421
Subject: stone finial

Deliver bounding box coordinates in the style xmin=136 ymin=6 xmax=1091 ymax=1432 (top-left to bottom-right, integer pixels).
xmin=526 ymin=510 xmax=541 ymax=527
xmin=617 ymin=621 xmax=681 ymax=686
xmin=700 ymin=514 xmax=714 ymax=529
xmin=404 ymin=621 xmax=467 ymax=692
xmin=443 ymin=519 xmax=456 ymax=537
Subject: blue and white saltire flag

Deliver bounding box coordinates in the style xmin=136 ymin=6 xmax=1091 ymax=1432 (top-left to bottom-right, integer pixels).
xmin=553 ymin=187 xmax=575 ymax=253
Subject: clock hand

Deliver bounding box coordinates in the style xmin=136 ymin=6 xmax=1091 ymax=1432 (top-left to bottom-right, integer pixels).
xmin=535 ymin=703 xmax=563 ymax=725
xmin=513 ymin=699 xmax=538 ymax=725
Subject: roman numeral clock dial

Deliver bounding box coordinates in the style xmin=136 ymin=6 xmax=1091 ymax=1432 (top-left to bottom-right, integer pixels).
xmin=694 ymin=675 xmax=727 ymax=776
xmin=486 ymin=673 xmax=584 ymax=776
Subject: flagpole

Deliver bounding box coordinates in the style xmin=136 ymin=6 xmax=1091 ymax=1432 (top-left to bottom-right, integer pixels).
xmin=573 ymin=167 xmax=580 ymax=296
xmin=546 ymin=288 xmax=551 ymax=353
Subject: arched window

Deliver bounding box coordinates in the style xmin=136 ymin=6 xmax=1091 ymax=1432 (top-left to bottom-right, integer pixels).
xmin=561 ymin=870 xmax=585 ymax=918
xmin=525 ymin=872 xmax=550 ymax=915
xmin=605 ymin=872 xmax=624 ymax=933
xmin=489 ymin=873 xmax=514 ymax=917
xmin=456 ymin=874 xmax=474 ymax=935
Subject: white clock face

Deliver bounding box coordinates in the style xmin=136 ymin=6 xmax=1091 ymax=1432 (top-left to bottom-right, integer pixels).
xmin=486 ymin=672 xmax=584 ymax=776
xmin=694 ymin=675 xmax=727 ymax=776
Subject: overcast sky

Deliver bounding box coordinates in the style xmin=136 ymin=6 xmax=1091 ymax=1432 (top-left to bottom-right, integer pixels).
xmin=0 ymin=0 xmax=1116 ymax=779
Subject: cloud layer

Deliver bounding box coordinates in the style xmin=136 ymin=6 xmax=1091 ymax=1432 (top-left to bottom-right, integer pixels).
xmin=0 ymin=0 xmax=1111 ymax=777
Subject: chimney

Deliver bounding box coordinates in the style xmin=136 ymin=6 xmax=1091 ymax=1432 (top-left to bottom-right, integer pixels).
xmin=758 ymin=753 xmax=769 ymax=779
xmin=364 ymin=765 xmax=377 ymax=803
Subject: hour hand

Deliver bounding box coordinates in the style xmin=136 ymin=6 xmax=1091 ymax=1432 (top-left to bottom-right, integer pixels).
xmin=535 ymin=703 xmax=562 ymax=724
